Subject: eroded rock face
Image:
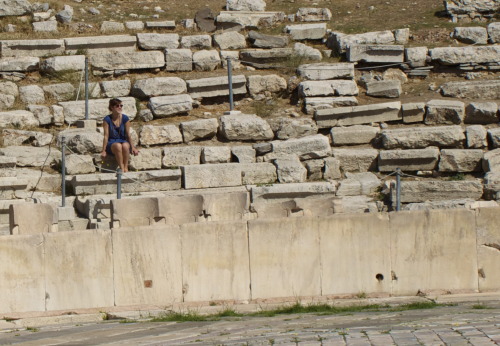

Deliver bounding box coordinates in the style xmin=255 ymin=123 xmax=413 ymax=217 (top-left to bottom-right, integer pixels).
xmin=0 ymin=0 xmax=31 ymax=16
xmin=444 ymin=0 xmax=500 ymax=20
xmin=226 ymin=0 xmax=266 ymax=11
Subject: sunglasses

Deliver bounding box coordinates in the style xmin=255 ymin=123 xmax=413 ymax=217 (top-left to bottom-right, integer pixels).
xmin=115 ymin=104 xmax=123 ymax=108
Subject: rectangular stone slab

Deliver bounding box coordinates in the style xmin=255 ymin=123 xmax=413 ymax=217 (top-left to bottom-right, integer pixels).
xmin=315 ymin=101 xmax=401 ymax=127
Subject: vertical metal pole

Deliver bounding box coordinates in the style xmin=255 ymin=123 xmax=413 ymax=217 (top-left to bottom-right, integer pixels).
xmin=116 ymin=169 xmax=122 ymax=200
xmin=85 ymin=56 xmax=89 ymax=120
xmin=396 ymin=168 xmax=401 ymax=212
xmin=226 ymin=57 xmax=234 ymax=111
xmin=61 ymin=136 xmax=66 ymax=207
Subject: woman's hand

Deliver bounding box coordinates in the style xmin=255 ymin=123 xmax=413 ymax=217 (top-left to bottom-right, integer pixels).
xmin=131 ymin=148 xmax=139 ymax=156
xmin=101 ymin=150 xmax=107 ymax=159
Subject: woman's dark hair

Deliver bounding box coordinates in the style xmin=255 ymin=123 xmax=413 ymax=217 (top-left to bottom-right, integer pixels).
xmin=108 ymin=98 xmax=122 ymax=111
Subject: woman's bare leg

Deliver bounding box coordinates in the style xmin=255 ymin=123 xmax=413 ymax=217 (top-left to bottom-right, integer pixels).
xmin=121 ymin=142 xmax=131 ymax=172
xmin=111 ymin=143 xmax=125 ymax=171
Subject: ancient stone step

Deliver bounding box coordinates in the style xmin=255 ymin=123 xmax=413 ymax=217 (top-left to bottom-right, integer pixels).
xmin=378 ymin=148 xmax=440 ymax=172
xmin=380 ymin=125 xmax=465 ymax=149
xmin=347 ymin=44 xmax=404 ymax=63
xmin=187 ymin=75 xmax=247 ymax=99
xmin=389 ymin=180 xmax=483 ymax=203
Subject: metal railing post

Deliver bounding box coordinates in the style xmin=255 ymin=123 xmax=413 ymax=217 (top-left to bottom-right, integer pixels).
xmin=85 ymin=56 xmax=89 ymax=120
xmin=396 ymin=168 xmax=401 ymax=211
xmin=226 ymin=57 xmax=234 ymax=111
xmin=61 ymin=136 xmax=66 ymax=207
xmin=116 ymin=169 xmax=122 ymax=199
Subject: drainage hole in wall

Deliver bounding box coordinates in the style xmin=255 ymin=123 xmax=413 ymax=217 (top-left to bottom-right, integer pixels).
xmin=376 ymin=273 xmax=384 ymax=281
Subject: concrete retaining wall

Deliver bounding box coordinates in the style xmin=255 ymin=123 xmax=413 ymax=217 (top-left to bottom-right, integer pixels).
xmin=0 ymin=207 xmax=499 ymax=314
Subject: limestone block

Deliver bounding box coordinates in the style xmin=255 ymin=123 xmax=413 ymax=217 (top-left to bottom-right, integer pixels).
xmin=0 ymin=0 xmax=31 ymax=16
xmin=297 ymin=63 xmax=355 ymax=80
xmin=52 ymin=105 xmax=64 ymax=126
xmin=347 ymin=44 xmax=404 ymax=63
xmin=251 ymin=182 xmax=336 ymax=202
xmin=65 ymin=154 xmax=96 ymax=174
xmin=305 ymin=159 xmax=324 ymax=180
xmin=232 ymin=146 xmax=256 ymax=163
xmin=132 ymin=77 xmax=187 ymax=99
xmin=182 ymin=221 xmax=251 ymax=301
xmin=274 ymin=156 xmax=307 ymax=183
xmin=180 ymin=35 xmax=212 ymax=49
xmin=27 ymin=105 xmax=52 ymax=125
xmin=213 ymin=31 xmax=247 ymax=50
xmin=430 ymin=46 xmax=500 ymax=65
xmin=466 ymin=125 xmax=487 ymax=149
xmin=180 ymin=118 xmax=218 ymax=142
xmin=100 ymin=21 xmax=125 ymax=33
xmin=331 ymin=125 xmax=379 ymax=146
xmin=125 ymin=21 xmax=145 ymax=30
xmin=78 ymin=82 xmax=101 ymax=99
xmin=402 ymin=102 xmax=425 ymax=123
xmin=42 ymin=83 xmax=75 ymax=102
xmin=145 ymin=21 xmax=176 ymax=29
xmin=140 ymin=125 xmax=183 ymax=146
xmin=425 ymin=99 xmax=465 ymax=125
xmin=100 ymin=79 xmax=131 ymax=98
xmin=318 ymin=214 xmax=391 ymax=295
xmin=32 ymin=21 xmax=58 ymax=32
xmin=0 ymin=177 xmax=28 ymax=199
xmin=0 ymin=81 xmax=18 ymax=101
xmin=113 ymin=226 xmax=183 ymax=305
xmin=324 ymin=157 xmax=341 ymax=180
xmin=0 ymin=234 xmax=45 ymax=314
xmin=44 ymin=230 xmax=114 ymax=310
xmin=327 ymin=30 xmax=396 ymax=53
xmin=0 ymin=146 xmax=61 ymax=167
xmin=366 ymin=80 xmax=402 ymax=98
xmin=0 ymin=56 xmax=39 ymax=72
xmin=440 ymin=80 xmax=500 ymax=99
xmin=298 ymin=80 xmax=359 ymax=97
xmin=202 ymin=146 xmax=232 ymax=164
xmin=220 ymin=50 xmax=242 ymax=69
xmin=157 ymin=195 xmax=205 ymax=224
xmin=163 ymin=146 xmax=201 ymax=167
xmin=202 ymin=191 xmax=251 ymax=221
xmin=378 ymin=148 xmax=440 ymax=172
xmin=390 ymin=180 xmax=483 ymax=203
xmin=240 ymin=162 xmax=276 ymax=184
xmin=484 ymin=171 xmax=500 ymax=198
xmin=475 ymin=207 xmax=500 ymax=291
xmin=488 ymin=128 xmax=500 ymax=149
xmin=216 ymin=11 xmax=284 ymax=29
xmin=248 ymin=218 xmax=321 ymax=299
xmin=248 ymin=30 xmax=289 ymax=48
xmin=16 ymin=169 xmax=60 ymax=193
xmin=219 ymin=113 xmax=274 ymax=141
xmin=60 ymin=97 xmax=137 ymax=124
xmin=182 ymin=163 xmax=242 ymax=189
xmin=247 ymin=74 xmax=287 ymax=97
xmin=285 ymin=23 xmax=327 ymax=40
xmin=71 ymin=169 xmax=182 ymax=195
xmin=192 ymin=50 xmax=221 ymax=71
xmin=390 ymin=209 xmax=478 ymax=295
xmin=253 ymin=142 xmax=272 ymax=155
xmin=148 ymin=94 xmax=193 ymax=118
xmin=304 ymin=96 xmax=358 ymax=115
xmin=9 ymin=203 xmax=57 ymax=235
xmin=90 ymin=51 xmax=165 ymax=71
xmin=438 ymin=149 xmax=483 ymax=172
xmin=137 ymin=33 xmax=179 ymax=50
xmin=2 ymin=129 xmax=53 ymax=147
xmin=0 ymin=110 xmax=39 ymax=128
xmin=315 ymin=101 xmax=402 ymax=128
xmin=59 ymin=128 xmax=104 ymax=154
xmin=239 ymin=48 xmax=293 ymax=65
xmin=296 ymin=7 xmax=332 ymax=21
xmin=273 ymin=118 xmax=318 ymax=140
xmin=64 ymin=35 xmax=137 ymax=54
xmin=452 ymin=27 xmax=488 ymax=44
xmin=294 ymin=43 xmax=322 ymax=61
xmin=465 ymin=102 xmax=499 ymax=124
xmin=380 ymin=125 xmax=465 ymax=149
xmin=1 ymin=39 xmax=64 ymax=58
xmin=343 ymin=172 xmax=380 ymax=195
xmin=405 ymin=47 xmax=428 ymax=68
xmin=19 ymin=85 xmax=45 ymax=105
xmin=187 ymin=75 xmax=247 ymax=99
xmin=129 ymin=148 xmax=162 ymax=170
xmin=165 ymin=49 xmax=193 ymax=72
xmin=270 ymin=134 xmax=331 ymax=161
xmin=394 ymin=28 xmax=409 ymax=44
xmin=332 ymin=148 xmax=378 ymax=173
xmin=488 ymin=22 xmax=500 ymax=43
xmin=227 ymin=0 xmax=266 ymax=11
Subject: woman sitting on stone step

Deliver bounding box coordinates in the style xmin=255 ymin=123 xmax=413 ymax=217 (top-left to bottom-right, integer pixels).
xmin=101 ymin=98 xmax=139 ymax=173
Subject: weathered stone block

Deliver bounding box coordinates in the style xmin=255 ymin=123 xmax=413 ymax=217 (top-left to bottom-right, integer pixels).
xmin=465 ymin=102 xmax=499 ymax=124
xmin=402 ymin=102 xmax=425 ymax=123
xmin=182 ymin=164 xmax=242 ymax=189
xmin=285 ymin=23 xmax=327 ymax=40
xmin=331 ymin=125 xmax=379 ymax=146
xmin=466 ymin=125 xmax=487 ymax=149
xmin=425 ymin=99 xmax=465 ymax=125
xmin=148 ymin=94 xmax=193 ymax=118
xmin=332 ymin=148 xmax=378 ymax=173
xmin=390 ymin=180 xmax=483 ymax=203
xmin=438 ymin=149 xmax=483 ymax=172
xmin=347 ymin=44 xmax=404 ymax=63
xmin=380 ymin=125 xmax=465 ymax=149
xmin=187 ymin=75 xmax=247 ymax=99
xmin=162 ymin=146 xmax=201 ymax=167
xmin=181 ymin=118 xmax=218 ymax=142
xmin=219 ymin=113 xmax=274 ymax=141
xmin=366 ymin=80 xmax=401 ymax=98
xmin=378 ymin=148 xmax=440 ymax=172
xmin=270 ymin=134 xmax=331 ymax=161
xmin=137 ymin=33 xmax=179 ymax=50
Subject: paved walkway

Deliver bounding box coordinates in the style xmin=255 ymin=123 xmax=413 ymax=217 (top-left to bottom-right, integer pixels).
xmin=0 ymin=296 xmax=499 ymax=345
